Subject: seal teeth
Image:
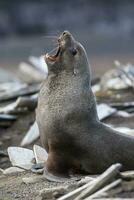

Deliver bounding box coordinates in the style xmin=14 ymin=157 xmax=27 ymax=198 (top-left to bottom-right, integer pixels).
xmin=46 ymin=53 xmax=49 ymax=58
xmin=46 ymin=46 xmax=60 ymax=61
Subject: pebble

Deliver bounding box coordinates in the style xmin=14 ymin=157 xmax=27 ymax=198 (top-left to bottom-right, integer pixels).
xmin=39 ymin=186 xmax=67 ymax=199
xmin=8 ymin=147 xmax=34 ymax=170
xmin=22 ymin=175 xmax=44 ymax=184
xmin=3 ymin=167 xmax=25 ymax=175
xmin=20 ymin=121 xmax=39 ymax=146
xmin=33 ymin=145 xmax=48 ymax=164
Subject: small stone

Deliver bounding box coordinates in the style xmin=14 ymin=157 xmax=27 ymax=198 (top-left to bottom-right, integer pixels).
xmin=22 ymin=175 xmax=44 ymax=184
xmin=20 ymin=121 xmax=39 ymax=146
xmin=97 ymin=104 xmax=116 ymax=120
xmin=8 ymin=147 xmax=34 ymax=170
xmin=33 ymin=145 xmax=48 ymax=164
xmin=39 ymin=186 xmax=67 ymax=200
xmin=3 ymin=167 xmax=25 ymax=175
xmin=0 ymin=168 xmax=4 ymax=173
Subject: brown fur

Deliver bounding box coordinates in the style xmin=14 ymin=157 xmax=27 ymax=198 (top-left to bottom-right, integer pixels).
xmin=36 ymin=31 xmax=134 ymax=179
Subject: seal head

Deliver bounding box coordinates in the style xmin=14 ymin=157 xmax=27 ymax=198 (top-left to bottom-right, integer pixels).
xmin=45 ymin=31 xmax=91 ymax=78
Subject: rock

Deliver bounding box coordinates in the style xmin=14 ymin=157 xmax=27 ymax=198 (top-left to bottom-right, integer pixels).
xmin=92 ymin=84 xmax=101 ymax=94
xmin=33 ymin=145 xmax=48 ymax=164
xmin=19 ymin=62 xmax=45 ymax=83
xmin=3 ymin=167 xmax=25 ymax=175
xmin=0 ymin=95 xmax=37 ymax=114
xmin=0 ymin=68 xmax=19 ymax=83
xmin=8 ymin=147 xmax=35 ymax=170
xmin=20 ymin=121 xmax=39 ymax=147
xmin=29 ymin=56 xmax=48 ymax=75
xmin=39 ymin=186 xmax=67 ymax=200
xmin=22 ymin=175 xmax=44 ymax=184
xmin=100 ymin=68 xmax=130 ymax=90
xmin=114 ymin=127 xmax=134 ymax=136
xmin=97 ymin=104 xmax=116 ymax=120
xmin=0 ymin=168 xmax=4 ymax=173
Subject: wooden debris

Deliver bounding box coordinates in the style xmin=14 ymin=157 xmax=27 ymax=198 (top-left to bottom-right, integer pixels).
xmin=74 ymin=163 xmax=121 ymax=200
xmin=84 ymin=179 xmax=121 ymax=199
xmin=0 ymin=94 xmax=38 ymax=114
xmin=58 ymin=163 xmax=121 ymax=200
xmin=121 ymin=171 xmax=134 ymax=181
xmin=0 ymin=83 xmax=40 ymax=102
xmin=76 ymin=176 xmax=95 ymax=186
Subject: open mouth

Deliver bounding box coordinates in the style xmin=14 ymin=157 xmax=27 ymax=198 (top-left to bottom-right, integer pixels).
xmin=46 ymin=46 xmax=61 ymax=61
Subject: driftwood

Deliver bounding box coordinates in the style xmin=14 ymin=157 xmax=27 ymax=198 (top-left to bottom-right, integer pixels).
xmin=0 ymin=84 xmax=40 ymax=102
xmin=58 ymin=179 xmax=95 ymax=200
xmin=121 ymin=171 xmax=134 ymax=181
xmin=58 ymin=163 xmax=122 ymax=200
xmin=0 ymin=94 xmax=38 ymax=114
xmin=19 ymin=62 xmax=46 ymax=83
xmin=74 ymin=163 xmax=121 ymax=200
xmin=84 ymin=179 xmax=121 ymax=199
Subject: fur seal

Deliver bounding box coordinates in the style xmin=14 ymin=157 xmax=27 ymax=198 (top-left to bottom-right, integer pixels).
xmin=36 ymin=31 xmax=134 ymax=181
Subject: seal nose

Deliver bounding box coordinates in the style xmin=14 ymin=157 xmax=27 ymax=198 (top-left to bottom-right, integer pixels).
xmin=60 ymin=31 xmax=75 ymax=46
xmin=62 ymin=31 xmax=70 ymax=36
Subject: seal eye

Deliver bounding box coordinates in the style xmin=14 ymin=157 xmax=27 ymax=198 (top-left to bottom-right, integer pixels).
xmin=71 ymin=48 xmax=77 ymax=56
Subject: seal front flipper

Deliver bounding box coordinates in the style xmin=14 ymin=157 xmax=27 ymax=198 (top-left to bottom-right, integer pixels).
xmin=31 ymin=163 xmax=70 ymax=182
xmin=44 ymin=151 xmax=72 ymax=182
xmin=43 ymin=166 xmax=70 ymax=182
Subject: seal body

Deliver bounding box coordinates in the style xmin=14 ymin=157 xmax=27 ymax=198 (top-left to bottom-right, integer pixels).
xmin=36 ymin=31 xmax=134 ymax=178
